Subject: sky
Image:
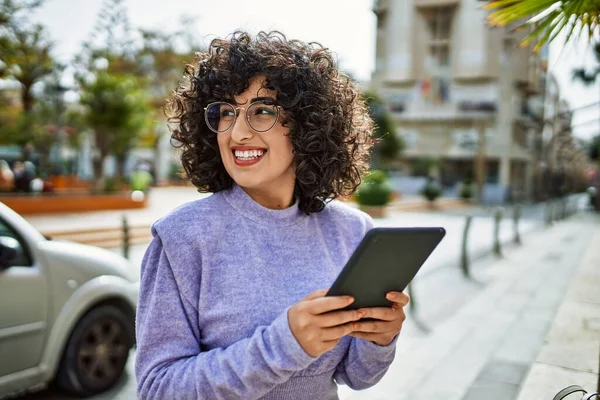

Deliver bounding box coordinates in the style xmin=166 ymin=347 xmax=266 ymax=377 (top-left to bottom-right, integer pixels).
xmin=31 ymin=0 xmax=599 ymax=140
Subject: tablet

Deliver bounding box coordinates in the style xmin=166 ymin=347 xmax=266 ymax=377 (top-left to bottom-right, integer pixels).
xmin=326 ymin=227 xmax=446 ymax=310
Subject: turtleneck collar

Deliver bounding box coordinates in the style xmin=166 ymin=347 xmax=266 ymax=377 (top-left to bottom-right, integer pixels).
xmin=222 ymin=184 xmax=305 ymax=227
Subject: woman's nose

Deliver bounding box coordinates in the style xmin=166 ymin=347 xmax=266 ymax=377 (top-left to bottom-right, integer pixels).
xmin=230 ymin=112 xmax=254 ymax=142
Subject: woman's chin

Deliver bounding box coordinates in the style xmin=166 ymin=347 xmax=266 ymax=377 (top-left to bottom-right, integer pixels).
xmin=230 ymin=174 xmax=266 ymax=191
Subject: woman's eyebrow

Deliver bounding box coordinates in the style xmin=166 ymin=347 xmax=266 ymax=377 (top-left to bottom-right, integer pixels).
xmin=228 ymin=96 xmax=277 ymax=105
xmin=249 ymin=96 xmax=276 ymax=103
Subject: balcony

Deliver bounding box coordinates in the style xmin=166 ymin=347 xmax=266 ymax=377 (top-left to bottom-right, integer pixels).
xmin=391 ymin=102 xmax=496 ymax=124
xmin=414 ymin=0 xmax=459 ymax=8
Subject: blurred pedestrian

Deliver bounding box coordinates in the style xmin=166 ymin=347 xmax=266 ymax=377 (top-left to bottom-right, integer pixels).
xmin=12 ymin=161 xmax=27 ymax=192
xmin=24 ymin=161 xmax=36 ymax=181
xmin=21 ymin=161 xmax=37 ymax=193
xmin=135 ymin=31 xmax=409 ymax=400
xmin=0 ymin=160 xmax=14 ymax=192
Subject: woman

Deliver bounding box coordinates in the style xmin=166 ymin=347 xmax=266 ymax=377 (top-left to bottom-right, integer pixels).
xmin=135 ymin=31 xmax=409 ymax=400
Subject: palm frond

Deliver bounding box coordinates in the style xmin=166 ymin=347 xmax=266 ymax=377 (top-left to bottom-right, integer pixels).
xmin=559 ymin=0 xmax=587 ymax=44
xmin=484 ymin=0 xmax=600 ymax=51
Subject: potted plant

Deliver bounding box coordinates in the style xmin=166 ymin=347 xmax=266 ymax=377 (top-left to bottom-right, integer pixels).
xmin=103 ymin=177 xmax=120 ymax=194
xmin=130 ymin=170 xmax=153 ymax=192
xmin=420 ymin=177 xmax=442 ymax=208
xmin=459 ymin=179 xmax=473 ymax=202
xmin=355 ymin=170 xmax=394 ymax=218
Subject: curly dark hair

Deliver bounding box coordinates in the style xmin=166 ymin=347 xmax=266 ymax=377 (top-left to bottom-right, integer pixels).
xmin=166 ymin=30 xmax=374 ymax=214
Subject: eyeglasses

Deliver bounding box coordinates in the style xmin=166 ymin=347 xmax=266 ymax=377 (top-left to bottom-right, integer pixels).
xmin=204 ymin=100 xmax=283 ymax=133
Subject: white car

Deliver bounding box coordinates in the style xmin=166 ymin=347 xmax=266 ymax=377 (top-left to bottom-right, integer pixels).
xmin=0 ymin=202 xmax=139 ymax=398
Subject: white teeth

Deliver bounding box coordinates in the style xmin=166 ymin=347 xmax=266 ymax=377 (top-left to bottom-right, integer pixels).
xmin=234 ymin=149 xmax=264 ymax=161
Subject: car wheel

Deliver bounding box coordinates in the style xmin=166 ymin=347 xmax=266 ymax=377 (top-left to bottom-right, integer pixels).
xmin=56 ymin=305 xmax=134 ymax=397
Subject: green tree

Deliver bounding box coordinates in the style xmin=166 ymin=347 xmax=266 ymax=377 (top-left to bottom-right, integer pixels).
xmin=0 ymin=0 xmax=42 ymax=25
xmin=0 ymin=64 xmax=80 ymax=179
xmin=0 ymin=0 xmax=54 ymax=112
xmin=75 ymin=0 xmax=202 ymax=186
xmin=484 ymin=0 xmax=600 ymax=52
xmin=79 ymin=71 xmax=151 ymax=190
xmin=74 ymin=0 xmax=152 ymax=189
xmin=1 ymin=0 xmax=57 ymax=165
xmin=134 ymin=20 xmax=204 ymax=176
xmin=134 ymin=27 xmax=192 ymax=167
xmin=0 ymin=103 xmax=59 ymax=177
xmin=74 ymin=0 xmax=136 ymax=78
xmin=363 ymin=91 xmax=405 ymax=168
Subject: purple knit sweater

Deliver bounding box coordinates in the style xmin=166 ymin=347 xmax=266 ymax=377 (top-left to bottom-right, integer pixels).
xmin=135 ymin=184 xmax=397 ymax=399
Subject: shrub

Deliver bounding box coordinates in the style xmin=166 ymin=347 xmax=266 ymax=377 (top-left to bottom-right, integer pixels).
xmin=421 ymin=180 xmax=442 ymax=202
xmin=130 ymin=170 xmax=153 ymax=192
xmin=460 ymin=180 xmax=473 ymax=200
xmin=103 ymin=177 xmax=119 ymax=193
xmin=355 ymin=170 xmax=394 ymax=207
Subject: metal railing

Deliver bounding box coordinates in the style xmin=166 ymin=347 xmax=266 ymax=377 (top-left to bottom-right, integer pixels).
xmin=42 ymin=216 xmax=152 ymax=259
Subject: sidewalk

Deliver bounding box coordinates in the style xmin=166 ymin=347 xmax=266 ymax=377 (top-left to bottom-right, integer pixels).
xmin=517 ymin=217 xmax=600 ymax=398
xmin=339 ymin=211 xmax=600 ymax=400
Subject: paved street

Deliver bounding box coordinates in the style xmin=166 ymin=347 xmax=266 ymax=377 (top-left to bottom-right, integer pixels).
xmin=16 ymin=190 xmax=597 ymax=400
xmin=339 ymin=212 xmax=600 ymax=400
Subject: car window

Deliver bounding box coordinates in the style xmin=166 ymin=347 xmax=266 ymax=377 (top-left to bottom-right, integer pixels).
xmin=0 ymin=218 xmax=32 ymax=267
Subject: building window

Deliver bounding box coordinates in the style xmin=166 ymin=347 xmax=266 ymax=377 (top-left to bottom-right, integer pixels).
xmin=424 ymin=7 xmax=453 ymax=69
xmin=375 ymin=10 xmax=388 ymax=73
xmin=377 ymin=10 xmax=387 ymax=31
xmin=431 ymin=46 xmax=449 ymax=67
xmin=401 ymin=130 xmax=418 ymax=149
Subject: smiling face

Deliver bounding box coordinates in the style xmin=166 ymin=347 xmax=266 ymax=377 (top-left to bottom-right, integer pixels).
xmin=216 ymin=76 xmax=296 ymax=206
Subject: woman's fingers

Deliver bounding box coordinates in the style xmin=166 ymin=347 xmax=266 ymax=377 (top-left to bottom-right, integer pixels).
xmin=352 ymin=318 xmax=395 ymax=333
xmin=318 ymin=309 xmax=362 ymax=328
xmin=304 ymin=289 xmax=329 ymax=301
xmin=305 ymin=295 xmax=354 ymax=315
xmin=322 ymin=322 xmax=356 ymax=341
xmin=386 ymin=291 xmax=410 ymax=306
xmin=356 ymin=307 xmax=397 ymax=321
xmin=349 ymin=331 xmax=397 ymax=343
xmin=353 ymin=305 xmax=406 ymax=333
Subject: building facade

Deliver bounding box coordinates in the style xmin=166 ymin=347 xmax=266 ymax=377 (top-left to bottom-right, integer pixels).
xmin=371 ymin=0 xmax=545 ymax=202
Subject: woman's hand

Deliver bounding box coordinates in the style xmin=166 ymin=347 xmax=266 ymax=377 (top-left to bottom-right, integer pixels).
xmin=288 ymin=289 xmax=362 ymax=358
xmin=349 ymin=291 xmax=409 ymax=346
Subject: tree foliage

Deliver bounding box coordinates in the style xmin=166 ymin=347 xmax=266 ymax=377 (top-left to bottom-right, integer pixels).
xmin=0 ymin=0 xmax=54 ymax=112
xmin=363 ymin=91 xmax=405 ymax=166
xmin=79 ymin=71 xmax=151 ymax=186
xmin=72 ymin=0 xmax=203 ymax=187
xmin=2 ymin=0 xmax=202 ymax=184
xmin=0 ymin=94 xmax=69 ymax=177
xmin=73 ymin=0 xmax=154 ymax=188
xmin=0 ymin=0 xmax=61 ymax=173
xmin=134 ymin=27 xmax=194 ymax=149
xmin=484 ymin=0 xmax=600 ymax=52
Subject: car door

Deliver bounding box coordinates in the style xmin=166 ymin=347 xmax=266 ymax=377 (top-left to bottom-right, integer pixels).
xmin=0 ymin=217 xmax=49 ymax=377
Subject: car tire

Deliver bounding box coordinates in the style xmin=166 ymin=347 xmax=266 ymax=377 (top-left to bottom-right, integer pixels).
xmin=56 ymin=305 xmax=134 ymax=397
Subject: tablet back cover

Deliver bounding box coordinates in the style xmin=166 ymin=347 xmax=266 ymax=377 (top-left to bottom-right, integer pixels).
xmin=329 ymin=227 xmax=445 ymax=309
